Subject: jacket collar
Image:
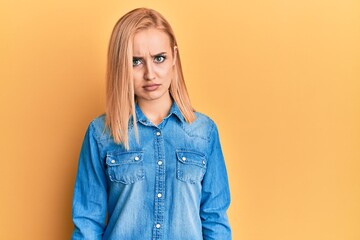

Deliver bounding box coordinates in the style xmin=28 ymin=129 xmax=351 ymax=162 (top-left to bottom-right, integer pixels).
xmin=135 ymin=101 xmax=185 ymax=126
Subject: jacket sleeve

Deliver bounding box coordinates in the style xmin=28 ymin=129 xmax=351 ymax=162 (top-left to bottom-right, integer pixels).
xmin=201 ymin=123 xmax=232 ymax=240
xmin=71 ymin=123 xmax=108 ymax=240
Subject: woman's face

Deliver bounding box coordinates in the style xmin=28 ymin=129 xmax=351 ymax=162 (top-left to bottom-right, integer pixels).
xmin=132 ymin=28 xmax=176 ymax=105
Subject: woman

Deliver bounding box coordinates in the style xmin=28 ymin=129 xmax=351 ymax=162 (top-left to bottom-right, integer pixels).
xmin=72 ymin=8 xmax=231 ymax=240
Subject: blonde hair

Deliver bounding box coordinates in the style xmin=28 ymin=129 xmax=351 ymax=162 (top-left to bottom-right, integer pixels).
xmin=106 ymin=8 xmax=195 ymax=149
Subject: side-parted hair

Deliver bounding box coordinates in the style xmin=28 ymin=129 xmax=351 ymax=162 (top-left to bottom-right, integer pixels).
xmin=105 ymin=8 xmax=195 ymax=149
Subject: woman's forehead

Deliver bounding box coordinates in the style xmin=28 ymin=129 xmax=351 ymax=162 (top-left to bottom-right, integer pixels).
xmin=133 ymin=28 xmax=172 ymax=55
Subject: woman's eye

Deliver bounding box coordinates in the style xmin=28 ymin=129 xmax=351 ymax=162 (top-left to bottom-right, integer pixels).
xmin=154 ymin=55 xmax=166 ymax=63
xmin=133 ymin=58 xmax=142 ymax=67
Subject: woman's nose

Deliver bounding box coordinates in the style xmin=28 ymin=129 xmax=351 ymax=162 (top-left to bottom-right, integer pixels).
xmin=144 ymin=62 xmax=155 ymax=80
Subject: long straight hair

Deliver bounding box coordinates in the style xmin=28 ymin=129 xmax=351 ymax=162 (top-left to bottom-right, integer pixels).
xmin=105 ymin=8 xmax=195 ymax=149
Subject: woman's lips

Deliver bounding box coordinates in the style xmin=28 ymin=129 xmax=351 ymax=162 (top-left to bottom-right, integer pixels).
xmin=143 ymin=84 xmax=161 ymax=91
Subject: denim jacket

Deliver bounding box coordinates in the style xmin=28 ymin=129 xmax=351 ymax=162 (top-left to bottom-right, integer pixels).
xmin=72 ymin=103 xmax=231 ymax=240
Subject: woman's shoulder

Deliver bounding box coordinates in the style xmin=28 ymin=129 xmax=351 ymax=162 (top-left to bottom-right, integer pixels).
xmin=86 ymin=114 xmax=111 ymax=140
xmin=180 ymin=111 xmax=218 ymax=141
xmin=193 ymin=111 xmax=218 ymax=128
xmin=90 ymin=113 xmax=106 ymax=126
xmin=194 ymin=111 xmax=215 ymax=123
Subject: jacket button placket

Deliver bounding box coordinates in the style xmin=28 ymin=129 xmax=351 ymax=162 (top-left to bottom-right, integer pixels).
xmin=153 ymin=129 xmax=165 ymax=240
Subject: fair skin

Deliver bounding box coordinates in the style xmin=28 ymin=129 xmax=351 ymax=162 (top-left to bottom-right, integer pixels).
xmin=132 ymin=27 xmax=177 ymax=125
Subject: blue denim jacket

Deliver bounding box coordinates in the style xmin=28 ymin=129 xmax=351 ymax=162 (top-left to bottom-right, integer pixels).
xmin=72 ymin=103 xmax=231 ymax=240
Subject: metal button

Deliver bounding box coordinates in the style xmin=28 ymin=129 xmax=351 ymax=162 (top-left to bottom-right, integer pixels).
xmin=156 ymin=132 xmax=161 ymax=136
xmin=155 ymin=223 xmax=161 ymax=229
xmin=134 ymin=156 xmax=140 ymax=161
xmin=110 ymin=160 xmax=115 ymax=164
xmin=157 ymin=160 xmax=163 ymax=166
xmin=157 ymin=193 xmax=162 ymax=198
xmin=182 ymin=157 xmax=186 ymax=161
xmin=202 ymin=160 xmax=206 ymax=165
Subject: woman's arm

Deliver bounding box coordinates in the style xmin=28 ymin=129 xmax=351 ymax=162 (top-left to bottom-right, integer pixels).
xmin=72 ymin=123 xmax=108 ymax=240
xmin=200 ymin=123 xmax=232 ymax=240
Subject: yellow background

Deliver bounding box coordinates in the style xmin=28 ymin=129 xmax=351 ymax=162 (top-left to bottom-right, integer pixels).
xmin=1 ymin=0 xmax=359 ymax=239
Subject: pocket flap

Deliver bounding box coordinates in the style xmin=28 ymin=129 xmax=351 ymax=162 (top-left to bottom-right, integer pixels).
xmin=176 ymin=150 xmax=206 ymax=168
xmin=106 ymin=151 xmax=144 ymax=166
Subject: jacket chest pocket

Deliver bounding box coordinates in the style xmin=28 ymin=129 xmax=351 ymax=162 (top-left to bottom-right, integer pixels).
xmin=176 ymin=150 xmax=207 ymax=184
xmin=106 ymin=151 xmax=145 ymax=184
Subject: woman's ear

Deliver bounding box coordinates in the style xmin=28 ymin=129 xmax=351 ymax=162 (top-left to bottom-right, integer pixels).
xmin=172 ymin=46 xmax=178 ymax=66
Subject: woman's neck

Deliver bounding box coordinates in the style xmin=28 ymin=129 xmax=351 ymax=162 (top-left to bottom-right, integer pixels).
xmin=137 ymin=95 xmax=173 ymax=126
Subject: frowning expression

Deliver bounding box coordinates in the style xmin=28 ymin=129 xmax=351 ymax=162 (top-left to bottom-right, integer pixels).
xmin=132 ymin=28 xmax=176 ymax=104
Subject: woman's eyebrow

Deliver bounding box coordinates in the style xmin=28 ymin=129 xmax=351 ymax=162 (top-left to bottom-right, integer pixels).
xmin=152 ymin=52 xmax=167 ymax=56
xmin=133 ymin=52 xmax=167 ymax=58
